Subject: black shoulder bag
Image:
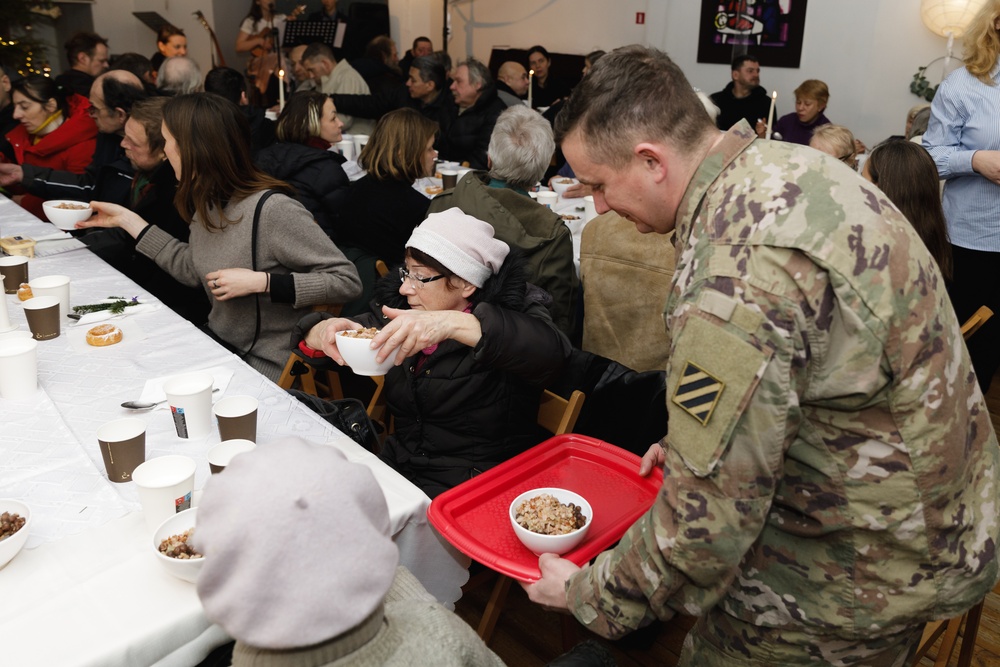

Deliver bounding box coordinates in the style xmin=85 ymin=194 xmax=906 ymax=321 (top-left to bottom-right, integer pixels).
xmin=201 ymin=190 xmax=277 ymax=358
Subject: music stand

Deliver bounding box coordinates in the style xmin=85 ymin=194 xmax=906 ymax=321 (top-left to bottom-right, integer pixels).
xmin=284 ymin=20 xmax=346 ymax=50
xmin=133 ymin=12 xmax=175 ymax=34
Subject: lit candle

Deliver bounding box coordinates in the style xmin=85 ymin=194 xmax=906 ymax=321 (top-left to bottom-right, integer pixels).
xmin=278 ymin=69 xmax=285 ymax=113
xmin=528 ymin=69 xmax=534 ymax=109
xmin=765 ymin=90 xmax=777 ymax=139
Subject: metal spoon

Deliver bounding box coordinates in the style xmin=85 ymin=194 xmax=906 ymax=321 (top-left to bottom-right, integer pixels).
xmin=121 ymin=388 xmax=219 ymax=410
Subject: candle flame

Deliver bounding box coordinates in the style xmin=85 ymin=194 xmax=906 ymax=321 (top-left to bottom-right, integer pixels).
xmin=278 ymin=69 xmax=285 ymax=77
xmin=772 ymin=91 xmax=777 ymax=99
xmin=529 ymin=69 xmax=534 ymax=76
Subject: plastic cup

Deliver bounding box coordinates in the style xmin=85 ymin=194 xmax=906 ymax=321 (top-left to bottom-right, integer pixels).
xmin=29 ymin=275 xmax=71 ymax=320
xmin=0 ymin=256 xmax=28 ymax=294
xmin=536 ymin=191 xmax=558 ymax=209
xmin=23 ymin=296 xmax=61 ymax=341
xmin=163 ymin=372 xmax=214 ymax=439
xmin=96 ymin=417 xmax=146 ymax=483
xmin=207 ymin=439 xmax=256 ymax=474
xmin=352 ymin=134 xmax=369 ymax=157
xmin=213 ymin=395 xmax=258 ymax=442
xmin=583 ymin=195 xmax=598 ymax=223
xmin=440 ymin=169 xmax=459 ymax=189
xmin=336 ymin=138 xmax=355 ymax=161
xmin=0 ymin=338 xmax=38 ymax=399
xmin=132 ymin=455 xmax=196 ymax=533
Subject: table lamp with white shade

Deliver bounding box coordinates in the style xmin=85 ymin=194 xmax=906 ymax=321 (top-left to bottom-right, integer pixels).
xmin=920 ymin=0 xmax=988 ymax=63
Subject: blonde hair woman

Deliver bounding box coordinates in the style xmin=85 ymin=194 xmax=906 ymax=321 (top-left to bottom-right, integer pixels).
xmin=922 ymin=0 xmax=1000 ymax=391
xmin=809 ymin=124 xmax=858 ymax=170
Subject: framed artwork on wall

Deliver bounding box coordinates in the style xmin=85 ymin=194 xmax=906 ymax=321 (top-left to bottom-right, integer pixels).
xmin=697 ymin=0 xmax=808 ymax=68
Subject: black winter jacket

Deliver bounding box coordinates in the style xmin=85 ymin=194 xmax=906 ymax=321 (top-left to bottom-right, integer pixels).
xmin=293 ymin=252 xmax=572 ymax=498
xmin=255 ymin=142 xmax=351 ymax=240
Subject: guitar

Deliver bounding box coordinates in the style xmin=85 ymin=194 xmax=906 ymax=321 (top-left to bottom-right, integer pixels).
xmin=247 ymin=4 xmax=306 ymax=95
xmin=194 ymin=10 xmax=227 ymax=68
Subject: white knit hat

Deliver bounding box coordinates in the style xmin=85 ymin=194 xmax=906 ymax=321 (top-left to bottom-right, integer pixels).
xmin=405 ymin=207 xmax=510 ymax=288
xmin=193 ymin=437 xmax=399 ymax=649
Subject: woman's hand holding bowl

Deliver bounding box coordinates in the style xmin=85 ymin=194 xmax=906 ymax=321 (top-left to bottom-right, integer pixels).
xmin=75 ymin=201 xmax=150 ymax=238
xmin=310 ymin=317 xmax=363 ymax=365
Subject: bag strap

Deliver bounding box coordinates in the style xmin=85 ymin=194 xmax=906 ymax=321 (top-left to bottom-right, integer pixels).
xmin=241 ymin=189 xmax=278 ymax=359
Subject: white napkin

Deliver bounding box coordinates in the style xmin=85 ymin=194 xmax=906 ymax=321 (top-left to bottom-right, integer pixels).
xmin=138 ymin=365 xmax=235 ymax=410
xmin=70 ymin=298 xmax=161 ymax=326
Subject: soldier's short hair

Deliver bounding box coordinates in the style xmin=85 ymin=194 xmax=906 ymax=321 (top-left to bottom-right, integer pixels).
xmin=488 ymin=105 xmax=555 ymax=191
xmin=554 ymin=45 xmax=715 ymax=168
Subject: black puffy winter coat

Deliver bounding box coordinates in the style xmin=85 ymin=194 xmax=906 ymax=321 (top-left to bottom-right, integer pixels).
xmin=255 ymin=142 xmax=351 ymax=240
xmin=294 ymin=252 xmax=572 ymax=498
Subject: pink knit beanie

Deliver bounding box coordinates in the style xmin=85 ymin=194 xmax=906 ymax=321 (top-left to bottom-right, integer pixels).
xmin=406 ymin=207 xmax=510 ymax=287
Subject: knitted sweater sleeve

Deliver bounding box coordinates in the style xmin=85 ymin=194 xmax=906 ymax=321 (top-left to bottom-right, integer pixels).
xmin=135 ymin=225 xmax=202 ymax=288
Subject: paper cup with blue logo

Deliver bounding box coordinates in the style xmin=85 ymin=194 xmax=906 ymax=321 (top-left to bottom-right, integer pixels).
xmin=163 ymin=372 xmax=214 ymax=439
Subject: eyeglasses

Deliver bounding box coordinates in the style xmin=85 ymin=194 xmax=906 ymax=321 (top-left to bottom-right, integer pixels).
xmin=399 ymin=266 xmax=445 ymax=289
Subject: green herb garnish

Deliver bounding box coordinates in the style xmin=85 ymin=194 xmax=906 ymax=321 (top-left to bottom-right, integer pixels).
xmin=72 ymin=296 xmax=141 ymax=315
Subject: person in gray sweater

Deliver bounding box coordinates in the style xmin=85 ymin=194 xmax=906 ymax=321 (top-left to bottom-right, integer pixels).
xmin=78 ymin=93 xmax=361 ymax=380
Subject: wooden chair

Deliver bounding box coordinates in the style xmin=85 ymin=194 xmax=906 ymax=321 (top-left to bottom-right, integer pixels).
xmin=277 ymin=263 xmax=391 ymax=399
xmin=468 ymin=389 xmax=586 ymax=647
xmin=960 ymin=305 xmax=993 ymax=340
xmin=912 ymin=580 xmax=999 ymax=667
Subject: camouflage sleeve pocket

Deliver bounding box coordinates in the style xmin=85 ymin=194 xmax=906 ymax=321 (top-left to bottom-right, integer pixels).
xmin=667 ymin=313 xmax=772 ymax=478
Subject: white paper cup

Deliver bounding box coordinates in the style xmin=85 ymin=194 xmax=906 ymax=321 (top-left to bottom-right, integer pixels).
xmin=213 ymin=395 xmax=258 ymax=442
xmin=163 ymin=372 xmax=214 ymax=439
xmin=583 ymin=195 xmax=598 ymax=222
xmin=0 ymin=329 xmax=32 ymax=342
xmin=208 ymin=439 xmax=257 ymax=474
xmin=0 ymin=338 xmax=38 ymax=399
xmin=536 ymin=191 xmax=558 ymax=209
xmin=29 ymin=274 xmax=71 ymax=320
xmin=0 ymin=286 xmax=10 ymax=330
xmin=336 ymin=138 xmax=355 ymax=161
xmin=352 ymin=134 xmax=369 ymax=157
xmin=132 ymin=455 xmax=196 ymax=533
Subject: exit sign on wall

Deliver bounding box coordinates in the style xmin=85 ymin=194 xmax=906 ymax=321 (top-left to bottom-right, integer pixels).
xmin=636 ymin=12 xmax=645 ymax=24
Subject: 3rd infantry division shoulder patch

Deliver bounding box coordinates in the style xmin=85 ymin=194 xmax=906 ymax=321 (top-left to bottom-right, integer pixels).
xmin=672 ymin=361 xmax=725 ymax=426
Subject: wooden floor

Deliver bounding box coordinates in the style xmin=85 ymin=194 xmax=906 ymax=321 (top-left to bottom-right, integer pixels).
xmin=456 ymin=367 xmax=1000 ymax=666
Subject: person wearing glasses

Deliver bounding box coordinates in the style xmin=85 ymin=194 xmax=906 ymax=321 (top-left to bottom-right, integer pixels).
xmin=1 ymin=74 xmax=97 ymax=219
xmin=0 ymin=70 xmax=147 ymax=217
xmin=294 ymin=208 xmax=572 ymax=498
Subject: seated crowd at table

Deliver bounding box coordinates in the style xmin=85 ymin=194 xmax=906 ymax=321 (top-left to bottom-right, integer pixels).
xmin=2 ymin=0 xmax=1000 ymax=663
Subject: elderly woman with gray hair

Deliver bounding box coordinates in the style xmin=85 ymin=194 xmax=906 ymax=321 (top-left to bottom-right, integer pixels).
xmin=294 ymin=208 xmax=571 ymax=498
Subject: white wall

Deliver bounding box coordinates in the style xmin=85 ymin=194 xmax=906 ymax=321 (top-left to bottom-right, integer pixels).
xmin=88 ymin=0 xmax=959 ymax=144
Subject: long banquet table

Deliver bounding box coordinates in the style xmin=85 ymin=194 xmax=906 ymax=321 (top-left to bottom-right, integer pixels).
xmin=0 ymin=197 xmax=469 ymax=666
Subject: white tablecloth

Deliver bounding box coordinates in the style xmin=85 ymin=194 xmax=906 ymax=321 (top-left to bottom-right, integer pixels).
xmin=0 ymin=198 xmax=468 ymax=667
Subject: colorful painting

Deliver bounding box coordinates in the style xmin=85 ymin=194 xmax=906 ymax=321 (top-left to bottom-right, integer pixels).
xmin=697 ymin=0 xmax=808 ymax=68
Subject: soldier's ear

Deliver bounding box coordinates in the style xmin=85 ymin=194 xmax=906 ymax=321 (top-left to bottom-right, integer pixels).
xmin=634 ymin=143 xmax=668 ymax=184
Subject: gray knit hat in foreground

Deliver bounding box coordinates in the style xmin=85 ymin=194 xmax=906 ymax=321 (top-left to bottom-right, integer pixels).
xmin=406 ymin=207 xmax=510 ymax=288
xmin=193 ymin=437 xmax=399 ymax=649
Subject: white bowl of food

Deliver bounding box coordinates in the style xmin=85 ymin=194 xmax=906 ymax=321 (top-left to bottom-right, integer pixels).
xmin=152 ymin=507 xmax=203 ymax=583
xmin=42 ymin=200 xmax=92 ymax=231
xmin=336 ymin=328 xmax=395 ymax=376
xmin=551 ymin=178 xmax=579 ymax=197
xmin=0 ymin=499 xmax=31 ymax=569
xmin=509 ymin=487 xmax=592 ymax=556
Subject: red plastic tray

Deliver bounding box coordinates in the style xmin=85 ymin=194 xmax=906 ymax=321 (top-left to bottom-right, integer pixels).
xmin=427 ymin=434 xmax=663 ymax=582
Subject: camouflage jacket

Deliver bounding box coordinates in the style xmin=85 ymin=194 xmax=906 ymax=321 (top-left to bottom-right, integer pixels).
xmin=567 ymin=122 xmax=1000 ymax=645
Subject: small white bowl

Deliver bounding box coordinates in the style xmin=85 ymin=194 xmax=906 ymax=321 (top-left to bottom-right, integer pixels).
xmin=152 ymin=507 xmax=203 ymax=583
xmin=336 ymin=329 xmax=395 ymax=376
xmin=509 ymin=487 xmax=592 ymax=556
xmin=551 ymin=178 xmax=579 ymax=197
xmin=0 ymin=499 xmax=31 ymax=569
xmin=42 ymin=200 xmax=93 ymax=230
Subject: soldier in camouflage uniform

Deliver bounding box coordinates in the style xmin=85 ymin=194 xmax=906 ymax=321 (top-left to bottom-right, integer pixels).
xmin=523 ymin=46 xmax=1000 ymax=666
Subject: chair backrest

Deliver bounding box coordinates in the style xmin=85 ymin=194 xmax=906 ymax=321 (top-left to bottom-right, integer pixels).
xmin=537 ymin=389 xmax=585 ymax=435
xmin=375 ymin=259 xmax=390 ymax=278
xmin=961 ymin=305 xmax=993 ymax=340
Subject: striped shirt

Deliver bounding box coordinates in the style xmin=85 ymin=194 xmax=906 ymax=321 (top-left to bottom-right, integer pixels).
xmin=923 ymin=61 xmax=1000 ymax=252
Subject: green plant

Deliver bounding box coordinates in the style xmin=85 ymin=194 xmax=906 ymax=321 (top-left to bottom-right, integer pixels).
xmin=911 ymin=65 xmax=939 ymax=102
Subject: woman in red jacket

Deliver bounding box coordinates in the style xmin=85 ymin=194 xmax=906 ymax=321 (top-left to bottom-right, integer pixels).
xmin=5 ymin=75 xmax=97 ymax=220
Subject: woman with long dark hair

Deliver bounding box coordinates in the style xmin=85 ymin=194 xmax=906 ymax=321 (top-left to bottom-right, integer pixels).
xmin=4 ymin=75 xmax=96 ymax=219
xmin=78 ymin=93 xmax=361 ymax=381
xmin=863 ymin=141 xmax=953 ymax=282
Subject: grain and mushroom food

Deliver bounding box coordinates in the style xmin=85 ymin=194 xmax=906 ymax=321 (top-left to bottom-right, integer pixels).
xmin=514 ymin=494 xmax=587 ymax=535
xmin=158 ymin=528 xmax=203 ymax=559
xmin=0 ymin=511 xmax=26 ymax=541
